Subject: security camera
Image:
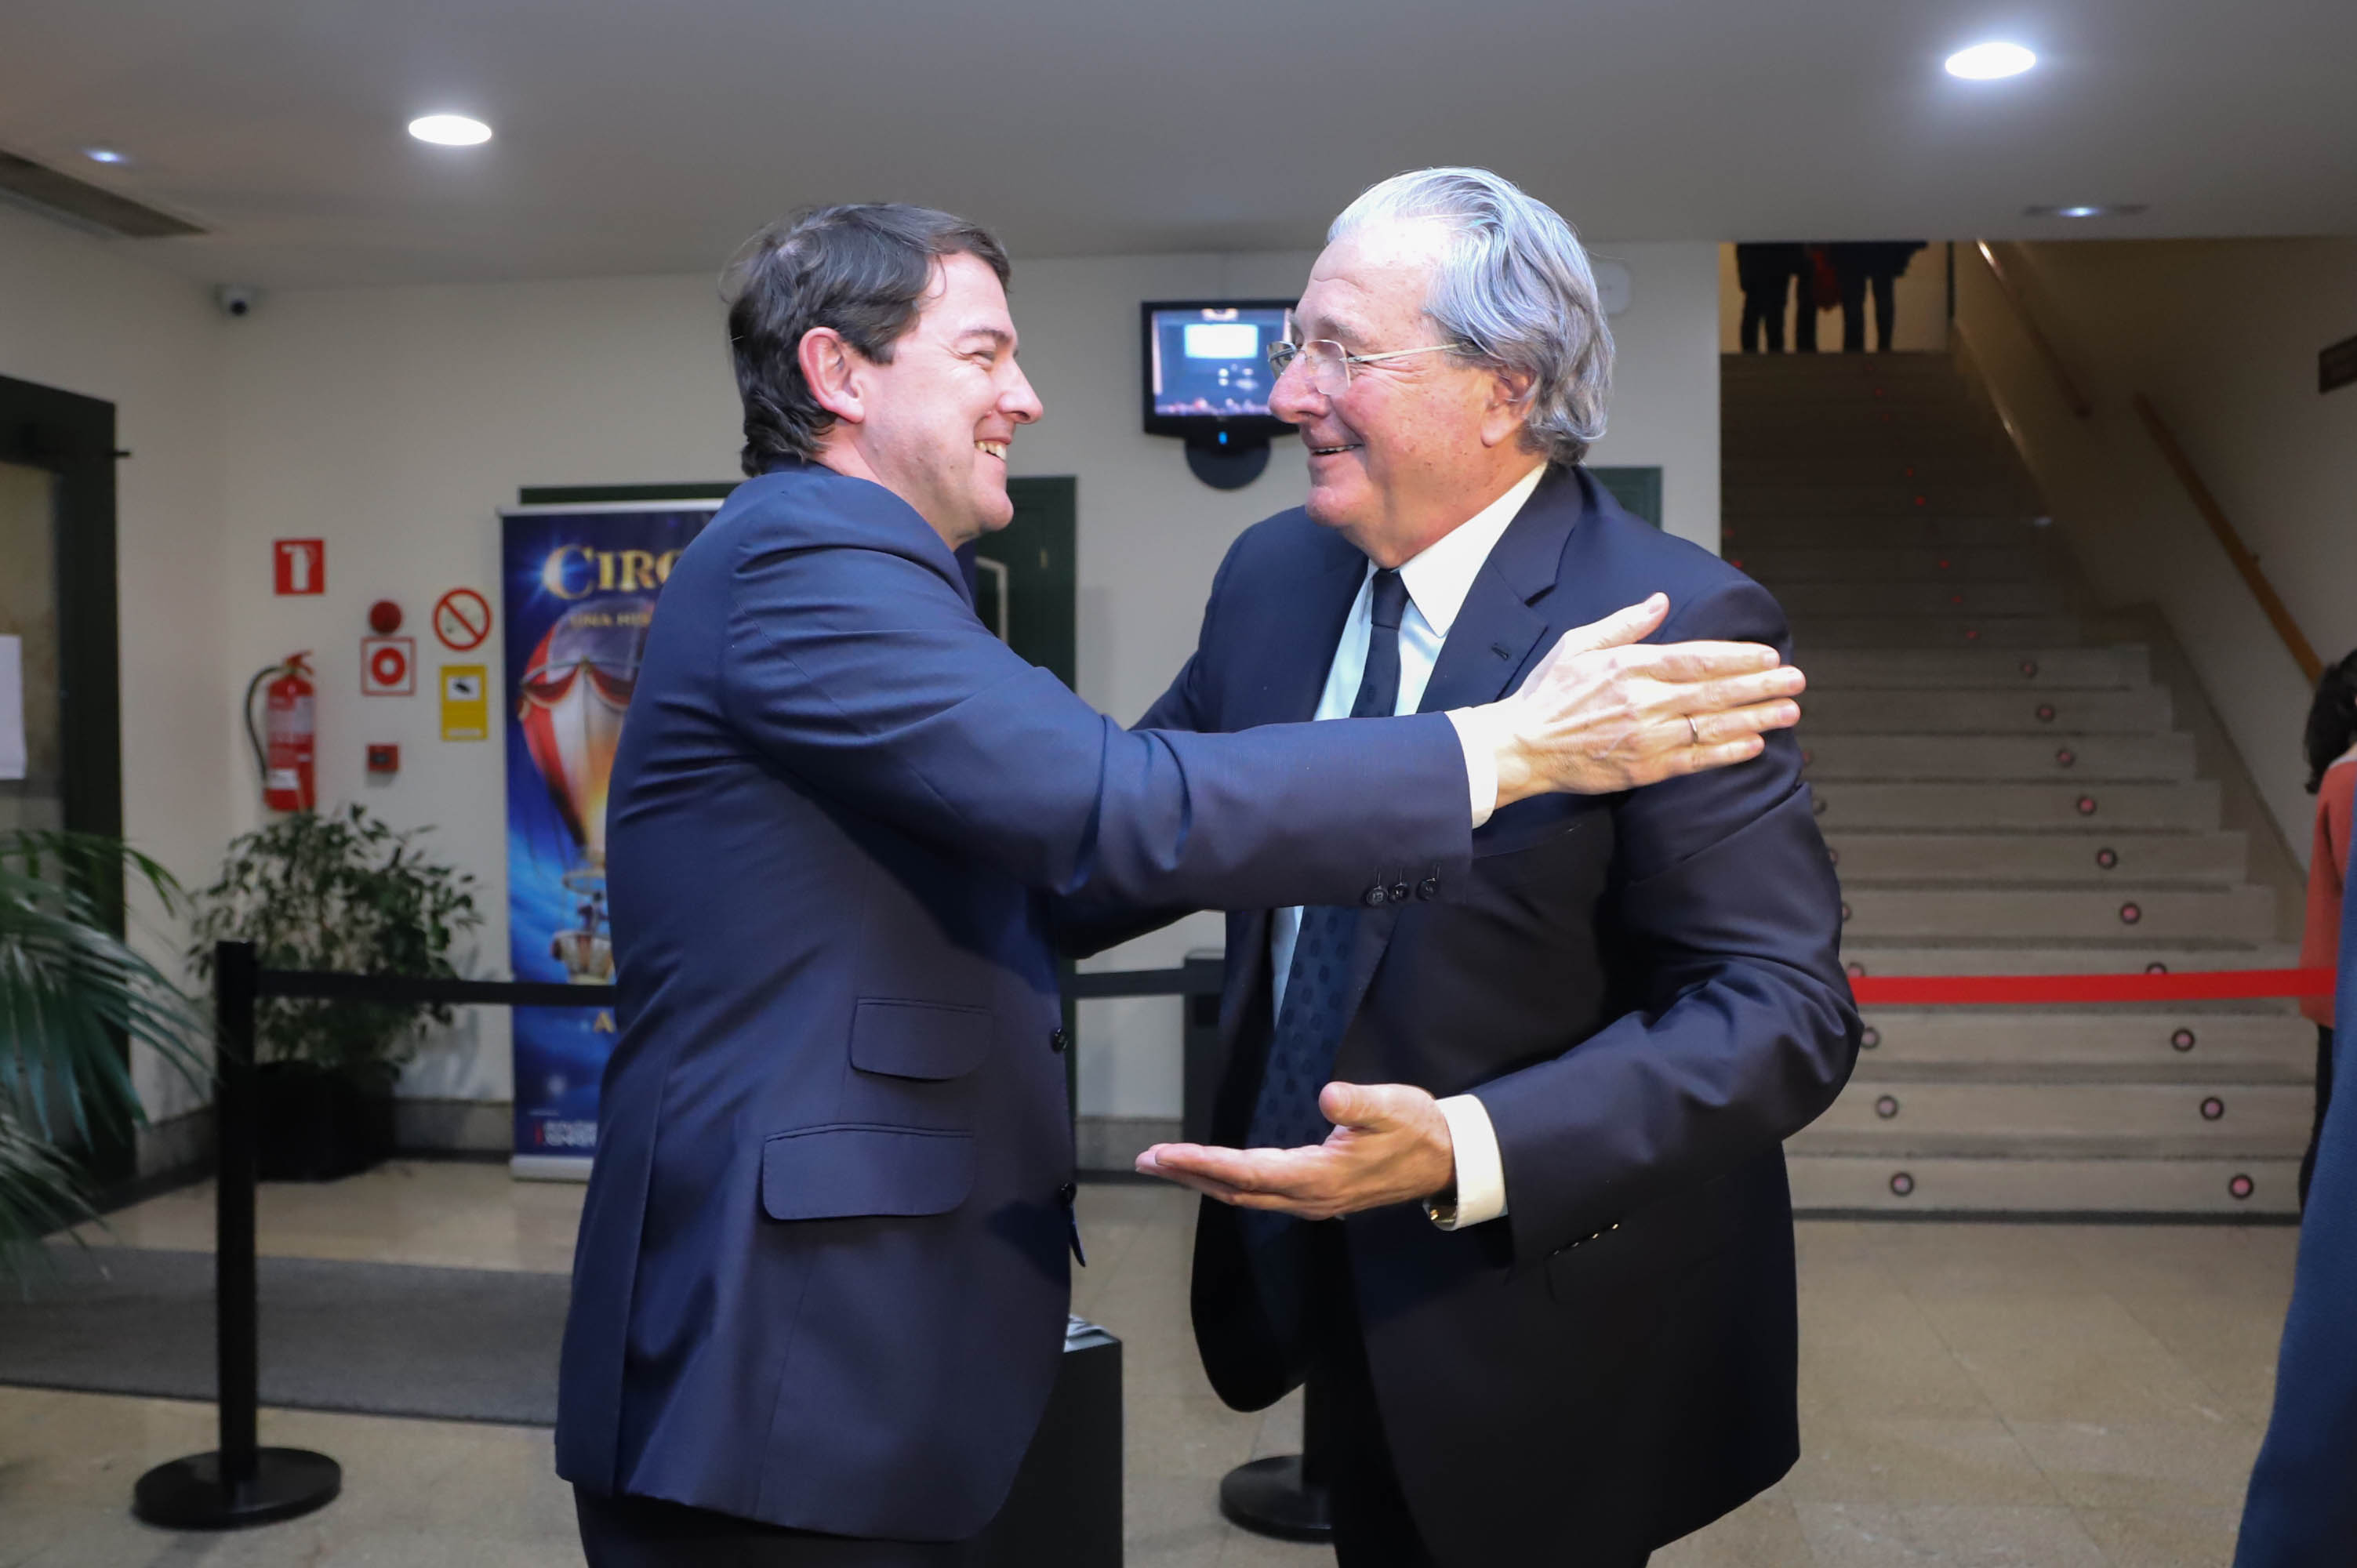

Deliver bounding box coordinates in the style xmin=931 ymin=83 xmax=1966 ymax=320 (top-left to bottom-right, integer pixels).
xmin=214 ymin=285 xmax=261 ymax=318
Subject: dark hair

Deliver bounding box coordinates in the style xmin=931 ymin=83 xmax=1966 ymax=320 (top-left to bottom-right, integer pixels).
xmin=2307 ymin=649 xmax=2357 ymax=793
xmin=722 ymin=204 xmax=1011 ymax=476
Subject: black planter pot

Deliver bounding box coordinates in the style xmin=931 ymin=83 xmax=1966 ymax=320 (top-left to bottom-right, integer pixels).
xmin=252 ymin=1064 xmax=395 ymax=1182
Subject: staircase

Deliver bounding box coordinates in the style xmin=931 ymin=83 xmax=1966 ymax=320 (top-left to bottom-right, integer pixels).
xmin=1723 ymin=351 xmax=2312 ymax=1218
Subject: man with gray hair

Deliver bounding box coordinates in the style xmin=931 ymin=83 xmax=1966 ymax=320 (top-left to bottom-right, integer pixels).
xmin=1120 ymin=169 xmax=1858 ymax=1565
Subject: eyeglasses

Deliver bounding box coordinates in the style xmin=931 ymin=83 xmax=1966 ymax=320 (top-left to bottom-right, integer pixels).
xmin=1266 ymin=338 xmax=1468 ymax=396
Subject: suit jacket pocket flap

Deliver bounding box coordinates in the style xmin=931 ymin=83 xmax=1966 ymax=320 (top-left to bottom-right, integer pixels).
xmin=849 ymin=999 xmax=993 ymax=1080
xmin=761 ymin=1125 xmax=975 ymax=1220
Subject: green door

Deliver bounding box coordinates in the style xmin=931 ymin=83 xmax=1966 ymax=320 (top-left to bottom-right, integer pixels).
xmin=975 ymin=477 xmax=1077 ymax=688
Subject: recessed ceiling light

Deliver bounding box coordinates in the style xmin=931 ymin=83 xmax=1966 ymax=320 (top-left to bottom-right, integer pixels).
xmin=407 ymin=114 xmax=492 ymax=147
xmin=1945 ymin=42 xmax=2037 ymax=79
xmin=2025 ymin=203 xmax=2148 ymax=219
xmin=82 ymin=147 xmax=129 ymax=165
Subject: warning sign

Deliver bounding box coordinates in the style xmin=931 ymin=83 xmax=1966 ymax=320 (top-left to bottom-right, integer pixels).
xmin=433 ymin=588 xmax=492 ymax=652
xmin=361 ymin=636 xmax=415 ymax=696
xmin=440 ymin=665 xmax=488 ymax=741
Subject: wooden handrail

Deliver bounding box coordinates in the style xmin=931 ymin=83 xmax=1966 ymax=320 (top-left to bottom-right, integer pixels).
xmin=2133 ymin=393 xmax=2324 ymax=682
xmin=1974 ymin=241 xmax=2094 ymax=419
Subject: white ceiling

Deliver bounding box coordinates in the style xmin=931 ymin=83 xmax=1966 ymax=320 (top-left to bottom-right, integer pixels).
xmin=3 ymin=0 xmax=2354 ymax=289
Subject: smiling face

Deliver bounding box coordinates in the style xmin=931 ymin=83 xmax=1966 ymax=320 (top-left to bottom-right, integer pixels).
xmin=831 ymin=251 xmax=1042 ymax=549
xmin=1271 ymin=220 xmax=1538 ymax=567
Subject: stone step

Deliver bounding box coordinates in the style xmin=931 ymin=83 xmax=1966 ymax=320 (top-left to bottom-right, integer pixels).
xmin=1796 ymin=1080 xmax=2311 ymax=1156
xmin=1734 ymin=546 xmax=2042 ymax=583
xmin=1803 ymin=733 xmax=2194 ymax=782
xmin=1801 ymin=687 xmax=2170 ymax=732
xmin=1785 ymin=1154 xmax=2300 ymax=1215
xmin=1776 ymin=581 xmax=2066 ymax=616
xmin=1731 ymin=482 xmax=2017 ymax=511
xmin=1850 ymin=1009 xmax=2315 ymax=1080
xmin=1839 ymin=885 xmax=2275 ymax=944
xmin=1723 ymin=517 xmax=2030 ymax=550
xmin=1825 ymin=830 xmax=2247 ymax=885
xmin=1789 ymin=615 xmax=2086 ymax=649
xmin=1801 ymin=646 xmax=2147 ymax=690
xmin=1836 ymin=941 xmax=2301 ymax=981
xmin=1814 ymin=780 xmax=2218 ymax=831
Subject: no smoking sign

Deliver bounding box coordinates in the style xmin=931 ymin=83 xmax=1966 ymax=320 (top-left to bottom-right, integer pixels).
xmin=434 ymin=588 xmax=493 ymax=652
xmin=361 ymin=636 xmax=416 ymax=696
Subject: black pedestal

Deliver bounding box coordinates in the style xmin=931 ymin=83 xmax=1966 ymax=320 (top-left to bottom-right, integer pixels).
xmin=133 ymin=1448 xmax=342 ymax=1530
xmin=981 ymin=1317 xmax=1122 ymax=1566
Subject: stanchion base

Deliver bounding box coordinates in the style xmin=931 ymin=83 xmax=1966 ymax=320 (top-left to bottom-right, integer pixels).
xmin=134 ymin=1449 xmax=341 ymax=1530
xmin=1218 ymin=1454 xmax=1331 ymax=1542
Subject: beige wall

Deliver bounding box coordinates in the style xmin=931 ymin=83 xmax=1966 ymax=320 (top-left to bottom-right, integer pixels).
xmin=1953 ymin=238 xmax=2357 ymax=861
xmin=0 ymin=203 xmax=231 ymax=1123
xmin=1718 ymin=242 xmax=1950 ymax=354
xmin=5 ymin=211 xmax=1721 ymax=1123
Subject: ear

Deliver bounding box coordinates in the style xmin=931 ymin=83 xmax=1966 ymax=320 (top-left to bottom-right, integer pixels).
xmin=798 ymin=327 xmax=865 ymax=426
xmin=1478 ymin=365 xmax=1534 ymax=449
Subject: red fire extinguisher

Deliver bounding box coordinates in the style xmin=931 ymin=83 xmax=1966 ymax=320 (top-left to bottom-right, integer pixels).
xmin=244 ymin=653 xmax=317 ymax=813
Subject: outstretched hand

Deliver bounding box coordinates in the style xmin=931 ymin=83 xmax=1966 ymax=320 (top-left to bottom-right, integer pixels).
xmin=1133 ymin=1083 xmax=1455 ymax=1221
xmin=1485 ymin=593 xmax=1805 ymax=804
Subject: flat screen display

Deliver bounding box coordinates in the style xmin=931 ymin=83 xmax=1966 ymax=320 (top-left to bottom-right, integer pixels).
xmin=1141 ymin=299 xmax=1296 ymax=439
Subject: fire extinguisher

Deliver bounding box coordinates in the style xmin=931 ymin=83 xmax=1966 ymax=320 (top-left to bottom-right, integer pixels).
xmin=244 ymin=653 xmax=316 ymax=813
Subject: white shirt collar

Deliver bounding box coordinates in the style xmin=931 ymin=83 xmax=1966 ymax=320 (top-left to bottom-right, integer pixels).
xmin=1388 ymin=464 xmax=1548 ymax=637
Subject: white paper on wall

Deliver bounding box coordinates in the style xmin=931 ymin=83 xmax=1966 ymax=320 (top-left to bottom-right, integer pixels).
xmin=0 ymin=635 xmax=24 ymax=781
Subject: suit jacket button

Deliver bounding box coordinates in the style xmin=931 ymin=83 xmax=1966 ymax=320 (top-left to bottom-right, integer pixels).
xmin=1389 ymin=882 xmax=1410 ymax=904
xmin=1417 ymin=877 xmax=1438 ymax=900
xmin=1056 ymin=1181 xmax=1077 ymax=1206
xmin=1049 ymin=1026 xmax=1070 ymax=1054
xmin=1364 ymin=885 xmax=1388 ymax=908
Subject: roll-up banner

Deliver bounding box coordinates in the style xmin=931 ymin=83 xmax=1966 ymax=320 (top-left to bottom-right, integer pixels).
xmin=500 ymin=501 xmax=722 ymax=1178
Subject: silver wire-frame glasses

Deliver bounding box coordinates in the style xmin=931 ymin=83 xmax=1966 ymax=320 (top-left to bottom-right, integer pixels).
xmin=1266 ymin=339 xmax=1467 ymax=394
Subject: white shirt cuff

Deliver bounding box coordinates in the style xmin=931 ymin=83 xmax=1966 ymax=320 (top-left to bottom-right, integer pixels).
xmin=1444 ymin=707 xmax=1498 ymax=829
xmin=1429 ymin=1094 xmax=1509 ymax=1229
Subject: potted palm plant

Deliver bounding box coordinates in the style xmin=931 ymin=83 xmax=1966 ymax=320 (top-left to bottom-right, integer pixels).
xmin=189 ymin=804 xmax=480 ymax=1181
xmin=0 ymin=829 xmax=206 ymax=1287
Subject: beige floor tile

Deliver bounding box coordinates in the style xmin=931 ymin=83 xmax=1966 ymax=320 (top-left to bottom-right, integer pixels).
xmin=1784 ymin=1414 xmax=2059 ymax=1507
xmin=2006 ymin=1420 xmax=2262 ymax=1510
xmin=1796 ymin=1501 xmax=2109 ymax=1566
xmin=2072 ymin=1504 xmax=2244 ymax=1568
xmin=1948 ymin=1340 xmax=2231 ymax=1425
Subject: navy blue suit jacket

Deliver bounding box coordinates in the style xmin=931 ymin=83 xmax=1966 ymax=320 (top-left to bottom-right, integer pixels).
xmin=553 ymin=459 xmax=1481 ymax=1538
xmin=1091 ymin=467 xmax=1858 ymax=1561
xmin=2235 ymin=873 xmax=2357 ymax=1565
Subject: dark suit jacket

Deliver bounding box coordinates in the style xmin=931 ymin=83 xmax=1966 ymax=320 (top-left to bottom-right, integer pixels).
xmin=552 ymin=459 xmax=1483 ymax=1540
xmin=2235 ymin=876 xmax=2357 ymax=1566
xmin=1111 ymin=467 xmax=1858 ymax=1562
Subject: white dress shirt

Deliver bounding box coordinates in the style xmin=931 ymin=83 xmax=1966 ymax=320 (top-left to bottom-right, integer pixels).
xmin=1269 ymin=463 xmax=1547 ymax=1229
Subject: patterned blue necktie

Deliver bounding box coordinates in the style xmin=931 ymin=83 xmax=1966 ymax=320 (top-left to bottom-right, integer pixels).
xmin=1247 ymin=568 xmax=1410 ymax=1150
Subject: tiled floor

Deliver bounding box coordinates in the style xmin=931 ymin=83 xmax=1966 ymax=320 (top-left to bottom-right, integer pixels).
xmin=2 ymin=1162 xmax=2297 ymax=1566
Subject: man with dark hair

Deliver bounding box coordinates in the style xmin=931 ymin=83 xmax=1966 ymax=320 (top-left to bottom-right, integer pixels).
xmin=554 ymin=202 xmax=1810 ymax=1565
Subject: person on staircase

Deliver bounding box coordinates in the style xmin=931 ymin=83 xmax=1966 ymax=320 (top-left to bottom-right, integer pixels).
xmin=1734 ymin=244 xmax=1804 ymax=354
xmin=1827 ymin=242 xmax=1927 ymax=353
xmin=2297 ymin=648 xmax=2357 ymax=1208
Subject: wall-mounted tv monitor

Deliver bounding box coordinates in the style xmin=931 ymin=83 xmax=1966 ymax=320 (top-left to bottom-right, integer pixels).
xmin=1141 ymin=299 xmax=1297 ymax=441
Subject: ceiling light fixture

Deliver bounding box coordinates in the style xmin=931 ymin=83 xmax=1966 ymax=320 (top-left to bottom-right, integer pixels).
xmin=82 ymin=147 xmax=129 ymax=165
xmin=2025 ymin=203 xmax=2148 ymax=219
xmin=407 ymin=114 xmax=492 ymax=147
xmin=1945 ymin=42 xmax=2037 ymax=79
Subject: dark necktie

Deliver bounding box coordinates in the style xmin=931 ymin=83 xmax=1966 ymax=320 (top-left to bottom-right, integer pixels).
xmin=1247 ymin=568 xmax=1411 ymax=1150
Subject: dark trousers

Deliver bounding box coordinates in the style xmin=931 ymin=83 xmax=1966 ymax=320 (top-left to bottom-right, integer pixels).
xmin=2300 ymin=1025 xmax=2335 ymax=1210
xmin=1303 ymin=1226 xmax=1647 ymax=1568
xmin=1738 ymin=281 xmax=1787 ymax=354
xmin=1838 ymin=273 xmax=1899 ymax=351
xmin=575 ymin=1487 xmax=982 ymax=1568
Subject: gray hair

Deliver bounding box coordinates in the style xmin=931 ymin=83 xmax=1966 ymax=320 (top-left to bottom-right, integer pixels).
xmin=1329 ymin=168 xmax=1613 ymax=466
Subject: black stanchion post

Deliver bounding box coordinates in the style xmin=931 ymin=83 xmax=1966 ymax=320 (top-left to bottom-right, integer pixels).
xmin=1217 ymin=1376 xmax=1334 ymax=1541
xmin=133 ymin=941 xmax=343 ymax=1530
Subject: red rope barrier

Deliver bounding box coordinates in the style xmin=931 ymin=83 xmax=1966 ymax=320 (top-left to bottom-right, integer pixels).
xmin=1848 ymin=967 xmax=2335 ymax=1006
